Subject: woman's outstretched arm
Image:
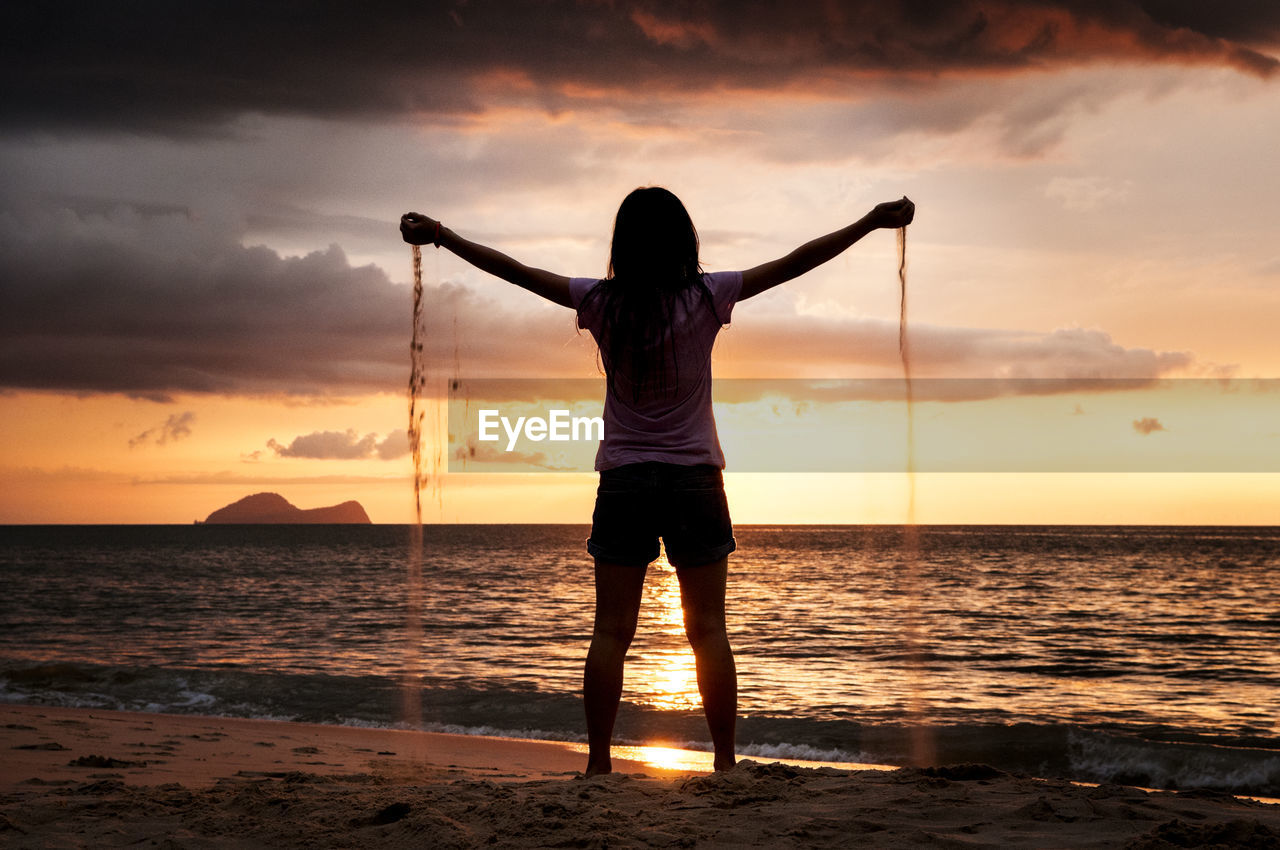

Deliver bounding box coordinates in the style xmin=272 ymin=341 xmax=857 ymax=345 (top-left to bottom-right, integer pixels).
xmin=401 ymin=212 xmax=573 ymax=308
xmin=738 ymin=197 xmax=914 ymax=301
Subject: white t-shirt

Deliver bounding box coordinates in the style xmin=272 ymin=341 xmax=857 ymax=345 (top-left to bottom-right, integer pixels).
xmin=570 ymin=271 xmax=743 ymax=470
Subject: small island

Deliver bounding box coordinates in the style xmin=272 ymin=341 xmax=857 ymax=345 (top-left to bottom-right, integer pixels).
xmin=198 ymin=492 xmax=371 ymax=524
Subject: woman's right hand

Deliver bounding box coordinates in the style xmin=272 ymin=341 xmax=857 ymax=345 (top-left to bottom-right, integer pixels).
xmin=400 ymin=211 xmax=439 ymax=245
xmin=871 ymin=197 xmax=915 ymax=229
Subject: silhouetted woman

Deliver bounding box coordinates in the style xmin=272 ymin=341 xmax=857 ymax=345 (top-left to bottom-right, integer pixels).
xmin=402 ymin=188 xmax=914 ymax=775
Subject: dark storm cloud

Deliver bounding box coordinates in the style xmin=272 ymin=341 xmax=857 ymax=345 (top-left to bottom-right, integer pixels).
xmin=0 ymin=204 xmax=1206 ymax=400
xmin=3 ymin=1 xmax=1275 ymax=135
xmin=0 ymin=204 xmax=589 ymax=399
xmin=1136 ymin=0 xmax=1280 ymax=43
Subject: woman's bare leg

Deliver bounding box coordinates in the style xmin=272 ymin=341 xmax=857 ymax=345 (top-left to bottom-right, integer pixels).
xmin=583 ymin=559 xmax=647 ymax=777
xmin=677 ymin=556 xmax=737 ymax=771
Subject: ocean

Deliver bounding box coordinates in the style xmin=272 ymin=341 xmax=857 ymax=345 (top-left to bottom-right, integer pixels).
xmin=1 ymin=524 xmax=1277 ymax=796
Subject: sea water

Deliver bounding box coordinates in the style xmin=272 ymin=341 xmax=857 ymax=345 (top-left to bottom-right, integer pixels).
xmin=1 ymin=523 xmax=1277 ymax=795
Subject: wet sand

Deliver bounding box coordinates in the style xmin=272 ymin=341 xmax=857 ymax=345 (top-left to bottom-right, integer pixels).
xmin=3 ymin=704 xmax=1278 ymax=848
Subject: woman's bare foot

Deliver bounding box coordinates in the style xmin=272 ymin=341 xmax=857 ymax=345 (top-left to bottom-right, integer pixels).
xmin=584 ymin=757 xmax=612 ymax=778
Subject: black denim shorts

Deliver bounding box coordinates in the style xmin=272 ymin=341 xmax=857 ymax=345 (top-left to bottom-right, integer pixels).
xmin=587 ymin=461 xmax=736 ymax=569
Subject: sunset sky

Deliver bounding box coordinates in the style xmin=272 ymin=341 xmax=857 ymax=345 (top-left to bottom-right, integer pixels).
xmin=2 ymin=1 xmax=1279 ymax=524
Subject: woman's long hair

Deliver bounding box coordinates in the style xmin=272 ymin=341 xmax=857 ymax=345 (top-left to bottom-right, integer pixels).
xmin=580 ymin=187 xmax=719 ymax=402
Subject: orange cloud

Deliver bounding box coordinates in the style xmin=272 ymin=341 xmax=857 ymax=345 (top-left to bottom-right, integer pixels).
xmin=1133 ymin=416 xmax=1166 ymax=434
xmin=630 ymin=10 xmax=717 ymax=50
xmin=128 ymin=411 xmax=195 ymax=448
xmin=266 ymin=429 xmax=408 ymax=460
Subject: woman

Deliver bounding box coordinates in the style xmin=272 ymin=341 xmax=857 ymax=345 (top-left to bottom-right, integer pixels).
xmin=401 ymin=188 xmax=914 ymax=776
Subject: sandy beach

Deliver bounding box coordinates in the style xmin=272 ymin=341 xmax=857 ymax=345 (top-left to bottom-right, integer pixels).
xmin=2 ymin=704 xmax=1277 ymax=848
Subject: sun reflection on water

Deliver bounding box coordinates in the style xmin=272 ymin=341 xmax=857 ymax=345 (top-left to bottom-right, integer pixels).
xmin=612 ymin=745 xmax=715 ymax=773
xmin=568 ymin=742 xmax=898 ymax=775
xmin=629 ymin=551 xmax=701 ymax=711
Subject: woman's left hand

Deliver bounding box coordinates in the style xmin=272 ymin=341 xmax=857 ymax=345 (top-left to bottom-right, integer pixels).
xmin=400 ymin=212 xmax=439 ymax=245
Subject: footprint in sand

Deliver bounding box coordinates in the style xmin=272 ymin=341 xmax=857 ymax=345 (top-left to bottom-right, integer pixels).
xmin=67 ymin=755 xmax=146 ymax=768
xmin=12 ymin=741 xmax=68 ymax=751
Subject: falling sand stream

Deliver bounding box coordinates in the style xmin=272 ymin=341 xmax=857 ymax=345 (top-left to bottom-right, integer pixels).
xmin=897 ymin=225 xmax=915 ymax=517
xmin=403 ymin=241 xmax=461 ymax=730
xmin=897 ymin=225 xmax=933 ymax=766
xmin=403 ymin=244 xmax=427 ymax=727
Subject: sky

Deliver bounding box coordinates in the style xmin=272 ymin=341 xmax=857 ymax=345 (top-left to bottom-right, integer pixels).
xmin=2 ymin=0 xmax=1279 ymax=524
